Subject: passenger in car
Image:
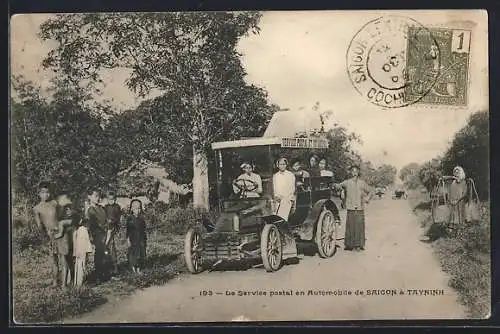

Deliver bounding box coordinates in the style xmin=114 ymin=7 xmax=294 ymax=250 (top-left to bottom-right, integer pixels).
xmin=318 ymin=157 xmax=334 ymax=177
xmin=308 ymin=154 xmax=321 ymax=177
xmin=273 ymin=158 xmax=296 ymax=221
xmin=291 ymin=159 xmax=310 ymax=190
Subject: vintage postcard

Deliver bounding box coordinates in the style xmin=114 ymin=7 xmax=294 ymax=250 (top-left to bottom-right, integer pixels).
xmin=10 ymin=10 xmax=489 ymax=324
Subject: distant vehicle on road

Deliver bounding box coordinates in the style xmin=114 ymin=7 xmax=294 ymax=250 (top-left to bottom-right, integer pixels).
xmin=392 ymin=186 xmax=407 ymax=200
xmin=375 ymin=187 xmax=385 ymax=198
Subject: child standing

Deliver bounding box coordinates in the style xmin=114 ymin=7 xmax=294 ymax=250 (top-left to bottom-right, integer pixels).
xmin=73 ymin=212 xmax=94 ymax=287
xmin=104 ymin=190 xmax=122 ymax=279
xmin=126 ymin=199 xmax=147 ymax=274
xmin=33 ymin=182 xmax=65 ymax=288
xmin=54 ymin=200 xmax=76 ymax=287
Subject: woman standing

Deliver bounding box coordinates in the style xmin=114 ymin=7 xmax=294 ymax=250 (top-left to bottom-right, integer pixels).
xmin=335 ymin=165 xmax=372 ymax=251
xmin=126 ymin=199 xmax=147 ymax=274
xmin=443 ymin=166 xmax=468 ymax=235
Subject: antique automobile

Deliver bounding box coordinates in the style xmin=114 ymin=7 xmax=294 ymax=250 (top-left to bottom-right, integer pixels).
xmin=392 ymin=186 xmax=408 ymax=199
xmin=184 ymin=133 xmax=342 ymax=274
xmin=375 ymin=186 xmax=385 ymax=198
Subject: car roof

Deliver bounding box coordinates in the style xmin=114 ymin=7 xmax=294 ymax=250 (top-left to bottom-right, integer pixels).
xmin=211 ymin=137 xmax=282 ymax=150
xmin=212 ymin=136 xmax=329 ymax=150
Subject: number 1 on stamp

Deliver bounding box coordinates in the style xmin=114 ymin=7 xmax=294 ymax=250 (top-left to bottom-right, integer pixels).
xmin=451 ymin=30 xmax=471 ymax=53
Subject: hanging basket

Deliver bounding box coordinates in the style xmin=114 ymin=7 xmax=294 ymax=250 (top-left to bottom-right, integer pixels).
xmin=464 ymin=178 xmax=481 ymax=223
xmin=431 ymin=178 xmax=451 ymax=225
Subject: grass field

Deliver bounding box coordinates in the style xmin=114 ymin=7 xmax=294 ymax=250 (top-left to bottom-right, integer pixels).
xmin=12 ymin=203 xmax=194 ymax=324
xmin=408 ymin=189 xmax=491 ymax=319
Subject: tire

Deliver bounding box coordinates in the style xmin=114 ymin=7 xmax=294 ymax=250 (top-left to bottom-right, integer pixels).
xmin=184 ymin=227 xmax=204 ymax=274
xmin=315 ymin=208 xmax=338 ymax=258
xmin=260 ymin=224 xmax=283 ymax=272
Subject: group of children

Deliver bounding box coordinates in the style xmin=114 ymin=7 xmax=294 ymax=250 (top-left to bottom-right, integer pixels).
xmin=33 ymin=182 xmax=148 ymax=289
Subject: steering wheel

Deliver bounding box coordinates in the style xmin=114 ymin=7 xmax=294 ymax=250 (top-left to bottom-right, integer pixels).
xmin=233 ymin=178 xmax=258 ymax=197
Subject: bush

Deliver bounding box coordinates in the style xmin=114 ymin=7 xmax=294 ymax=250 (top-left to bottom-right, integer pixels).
xmin=143 ymin=204 xmax=218 ymax=235
xmin=11 ymin=200 xmax=47 ymax=252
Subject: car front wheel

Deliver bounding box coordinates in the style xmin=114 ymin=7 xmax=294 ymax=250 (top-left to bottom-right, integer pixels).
xmin=184 ymin=227 xmax=204 ymax=274
xmin=261 ymin=224 xmax=283 ymax=272
xmin=315 ymin=208 xmax=338 ymax=258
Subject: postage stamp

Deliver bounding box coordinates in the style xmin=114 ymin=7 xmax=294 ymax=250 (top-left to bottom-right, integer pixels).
xmin=346 ymin=15 xmax=471 ymax=108
xmin=405 ymin=27 xmax=471 ymax=106
xmin=346 ymin=15 xmax=441 ymax=108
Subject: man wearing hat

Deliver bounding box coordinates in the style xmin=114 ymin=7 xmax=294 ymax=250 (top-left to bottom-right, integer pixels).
xmin=334 ymin=164 xmax=372 ymax=251
xmin=232 ymin=162 xmax=263 ymax=198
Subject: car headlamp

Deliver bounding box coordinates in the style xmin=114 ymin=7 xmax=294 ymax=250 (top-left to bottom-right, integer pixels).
xmin=232 ymin=215 xmax=240 ymax=232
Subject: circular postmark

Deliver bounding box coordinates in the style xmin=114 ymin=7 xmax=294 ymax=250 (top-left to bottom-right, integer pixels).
xmin=346 ymin=15 xmax=441 ymax=108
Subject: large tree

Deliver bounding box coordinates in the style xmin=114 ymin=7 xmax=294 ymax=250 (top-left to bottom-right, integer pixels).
xmin=39 ymin=12 xmax=276 ymax=209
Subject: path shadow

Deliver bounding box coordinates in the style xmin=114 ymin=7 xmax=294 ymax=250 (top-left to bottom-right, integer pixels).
xmin=421 ymin=223 xmax=448 ymax=242
xmin=413 ymin=201 xmax=432 ymax=212
xmin=87 ymin=253 xmax=181 ymax=285
xmin=299 ymin=243 xmax=318 ymax=257
xmin=208 ymin=258 xmax=261 ymax=272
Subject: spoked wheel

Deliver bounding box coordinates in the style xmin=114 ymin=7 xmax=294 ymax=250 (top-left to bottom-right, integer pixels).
xmin=261 ymin=224 xmax=283 ymax=272
xmin=184 ymin=227 xmax=204 ymax=274
xmin=315 ymin=208 xmax=338 ymax=258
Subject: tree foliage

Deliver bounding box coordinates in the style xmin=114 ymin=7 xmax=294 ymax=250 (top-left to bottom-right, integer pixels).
xmin=361 ymin=161 xmax=397 ymax=187
xmin=418 ymin=158 xmax=443 ymax=193
xmin=39 ymin=12 xmax=277 ymax=209
xmin=399 ymin=162 xmax=422 ymax=189
xmin=441 ymin=111 xmax=489 ymax=199
xmin=416 ymin=110 xmax=489 ymax=199
xmin=11 ymin=76 xmax=119 ymax=205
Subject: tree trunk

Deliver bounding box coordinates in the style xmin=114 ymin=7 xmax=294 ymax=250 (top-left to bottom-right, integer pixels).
xmin=192 ymin=146 xmax=209 ymax=210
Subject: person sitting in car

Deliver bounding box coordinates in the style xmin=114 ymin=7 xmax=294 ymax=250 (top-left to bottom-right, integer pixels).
xmin=232 ymin=162 xmax=263 ymax=198
xmin=291 ymin=159 xmax=310 ymax=190
xmin=318 ymin=157 xmax=334 ymax=177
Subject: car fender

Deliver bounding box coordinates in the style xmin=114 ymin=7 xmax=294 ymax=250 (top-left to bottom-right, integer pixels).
xmin=298 ymin=199 xmax=340 ymax=241
xmin=260 ymin=214 xmax=286 ymax=225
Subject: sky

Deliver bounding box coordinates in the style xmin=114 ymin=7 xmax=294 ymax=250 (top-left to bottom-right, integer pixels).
xmin=10 ymin=10 xmax=489 ymax=170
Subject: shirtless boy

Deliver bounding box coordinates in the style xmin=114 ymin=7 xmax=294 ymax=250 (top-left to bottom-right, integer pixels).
xmin=33 ymin=182 xmax=70 ymax=288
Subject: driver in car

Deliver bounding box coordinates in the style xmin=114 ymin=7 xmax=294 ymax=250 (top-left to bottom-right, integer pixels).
xmin=232 ymin=162 xmax=263 ymax=198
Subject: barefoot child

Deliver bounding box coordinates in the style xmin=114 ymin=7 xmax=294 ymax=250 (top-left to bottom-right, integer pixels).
xmin=126 ymin=199 xmax=147 ymax=274
xmin=73 ymin=212 xmax=94 ymax=287
xmin=53 ymin=199 xmax=77 ymax=287
xmin=33 ymin=182 xmax=66 ymax=287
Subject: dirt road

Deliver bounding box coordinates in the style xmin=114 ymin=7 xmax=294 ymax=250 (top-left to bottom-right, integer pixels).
xmin=65 ymin=195 xmax=465 ymax=323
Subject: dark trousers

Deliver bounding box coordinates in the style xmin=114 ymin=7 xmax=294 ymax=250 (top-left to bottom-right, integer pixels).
xmin=93 ymin=235 xmax=110 ymax=281
xmin=345 ymin=210 xmax=366 ymax=249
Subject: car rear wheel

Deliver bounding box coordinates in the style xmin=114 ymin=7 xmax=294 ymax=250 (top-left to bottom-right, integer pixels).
xmin=315 ymin=208 xmax=338 ymax=258
xmin=184 ymin=227 xmax=204 ymax=274
xmin=261 ymin=224 xmax=283 ymax=272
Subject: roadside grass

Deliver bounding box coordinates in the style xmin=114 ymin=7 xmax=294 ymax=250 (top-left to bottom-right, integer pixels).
xmin=12 ymin=203 xmax=194 ymax=324
xmin=408 ymin=189 xmax=491 ymax=319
